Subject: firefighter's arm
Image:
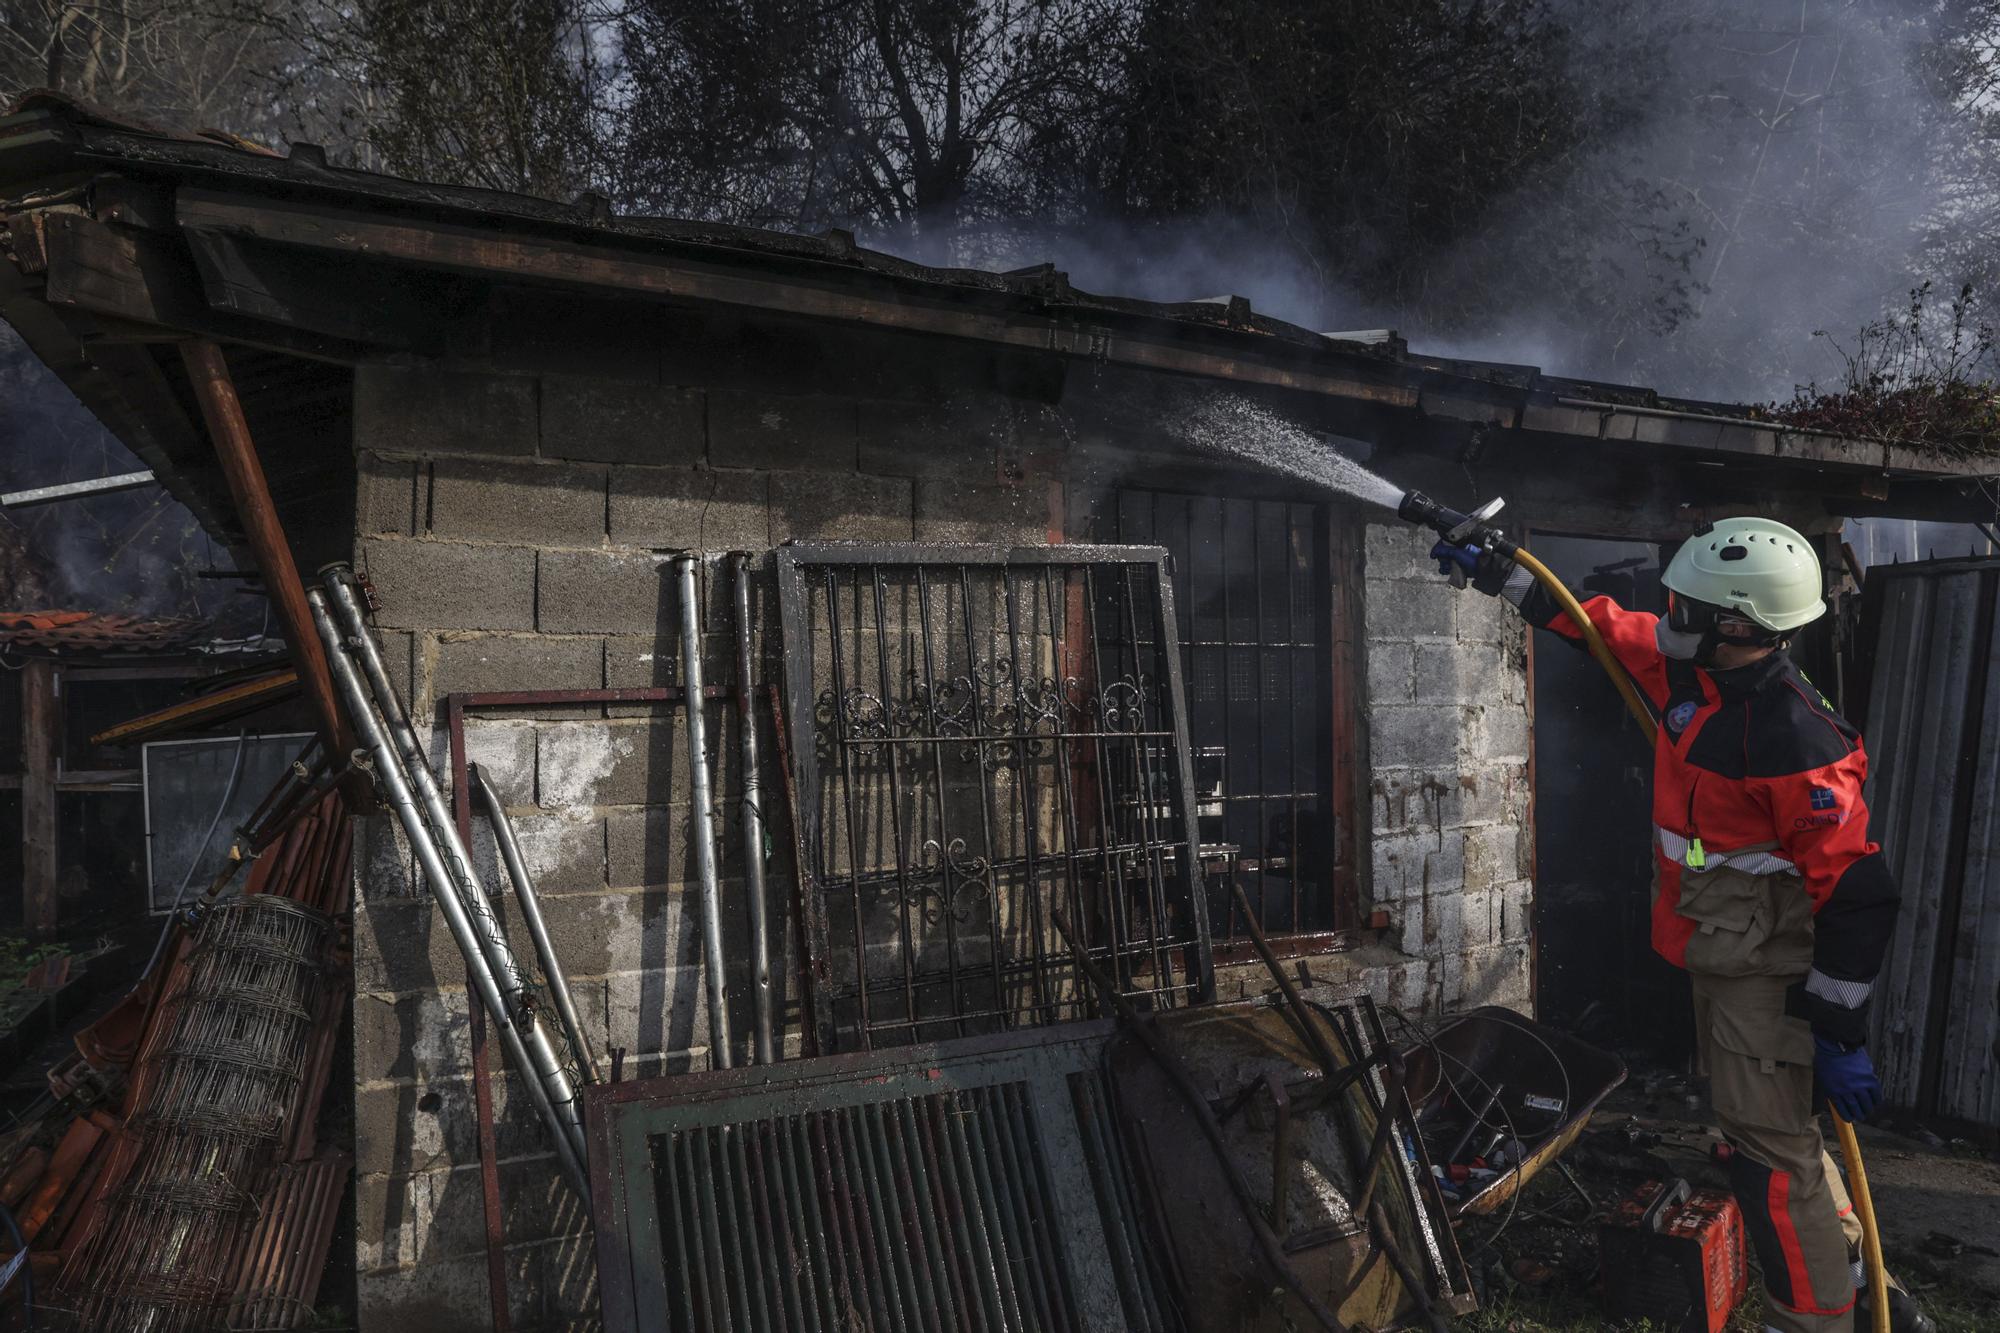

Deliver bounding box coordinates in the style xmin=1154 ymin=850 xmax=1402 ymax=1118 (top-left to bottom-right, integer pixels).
xmin=1754 ymin=754 xmax=1901 ymax=1045
xmin=1500 ymin=568 xmax=1672 ymax=710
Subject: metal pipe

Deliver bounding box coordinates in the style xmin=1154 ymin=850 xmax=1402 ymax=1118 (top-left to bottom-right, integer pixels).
xmin=731 ymin=552 xmax=774 ymax=1064
xmin=471 ymin=762 xmax=602 ymax=1085
xmin=676 ymin=553 xmax=735 ymax=1069
xmin=306 ymin=587 xmax=591 ymax=1198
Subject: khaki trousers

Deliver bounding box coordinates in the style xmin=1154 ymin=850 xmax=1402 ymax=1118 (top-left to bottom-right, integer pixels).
xmin=1693 ymin=971 xmax=1863 ymax=1333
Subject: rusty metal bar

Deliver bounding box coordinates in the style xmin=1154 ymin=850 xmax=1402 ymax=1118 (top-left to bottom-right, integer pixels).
xmin=179 ymin=340 xmax=351 ymax=762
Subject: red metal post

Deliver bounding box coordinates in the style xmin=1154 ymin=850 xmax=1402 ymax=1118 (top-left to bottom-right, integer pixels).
xmin=446 ymin=693 xmax=512 ymax=1333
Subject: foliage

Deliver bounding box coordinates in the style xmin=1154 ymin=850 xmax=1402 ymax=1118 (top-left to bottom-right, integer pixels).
xmin=615 ymin=0 xmax=1132 ymax=233
xmin=1760 ymin=284 xmax=2000 ymax=458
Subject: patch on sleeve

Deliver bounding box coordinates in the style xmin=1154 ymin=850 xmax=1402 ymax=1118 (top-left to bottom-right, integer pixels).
xmin=1809 ymin=786 xmax=1838 ymax=810
xmin=1667 ymin=700 xmax=1698 ymax=733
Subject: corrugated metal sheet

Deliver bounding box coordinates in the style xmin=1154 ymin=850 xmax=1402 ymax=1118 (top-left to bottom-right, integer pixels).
xmin=588 ymin=1022 xmax=1181 ymax=1333
xmin=1861 ymin=557 xmax=2000 ymax=1128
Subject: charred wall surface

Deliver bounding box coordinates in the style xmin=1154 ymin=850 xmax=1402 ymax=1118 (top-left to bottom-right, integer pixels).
xmin=342 ymin=361 xmax=1534 ymax=1331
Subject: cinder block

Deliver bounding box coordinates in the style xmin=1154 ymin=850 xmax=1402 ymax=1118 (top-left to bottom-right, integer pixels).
xmin=355 ymin=1237 xmax=540 ymax=1331
xmin=1469 ymin=702 xmax=1531 ymax=764
xmin=1462 ymin=823 xmax=1522 ymax=891
xmin=1367 ymin=641 xmax=1414 ymax=704
xmin=358 ymin=537 xmax=537 ymax=631
xmin=1456 ymin=586 xmax=1517 ymax=644
xmin=1371 ymin=828 xmax=1463 ymax=904
xmin=1368 ymin=705 xmax=1460 ymax=771
xmin=858 ymin=398 xmax=1010 ymax=478
xmin=357 ymin=452 xmax=425 ymax=536
xmin=913 ymin=478 xmax=1048 ymax=544
xmin=1366 ymin=578 xmax=1455 ymax=640
xmin=432 ymin=634 xmax=604 ymax=706
xmin=356 ymin=814 xmax=418 ymax=902
xmin=608 ymin=466 xmax=768 ymax=549
xmin=710 ymin=391 xmax=858 ymax=470
xmin=1381 ymin=958 xmax=1435 ymax=1012
xmin=1422 ymin=891 xmax=1464 ymax=956
xmin=541 ymin=376 xmax=704 ymax=466
xmin=536 ymin=714 xmax=736 ymax=809
xmin=456 ymin=719 xmax=536 ymax=804
xmin=429 ymin=458 xmax=606 ymax=546
xmin=1459 ymin=941 xmax=1531 ymax=1011
xmin=605 ymin=803 xmax=749 ymax=889
xmin=1413 ymin=642 xmax=1505 ymax=705
xmin=537 ymin=548 xmax=671 ymax=634
xmin=600 ymin=964 xmax=714 ymax=1062
xmin=506 ymin=812 xmax=609 ymax=894
xmin=354 ymin=365 xmax=536 ymax=457
xmin=1364 ymin=523 xmax=1438 ymax=583
xmin=356 ymin=1156 xmax=591 ymax=1272
xmin=769 ymin=472 xmax=913 ymax=542
xmin=1459 ymin=885 xmax=1502 ymax=948
xmin=354 ymin=987 xmax=473 ymax=1085
xmin=1500 ymin=880 xmax=1534 ymax=943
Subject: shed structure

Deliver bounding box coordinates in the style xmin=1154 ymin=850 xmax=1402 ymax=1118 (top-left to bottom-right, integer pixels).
xmin=1 ymin=94 xmax=1988 ymax=1331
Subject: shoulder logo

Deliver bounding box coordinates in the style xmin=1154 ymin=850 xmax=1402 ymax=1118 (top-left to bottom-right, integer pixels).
xmin=1667 ymin=701 xmax=1698 ymax=733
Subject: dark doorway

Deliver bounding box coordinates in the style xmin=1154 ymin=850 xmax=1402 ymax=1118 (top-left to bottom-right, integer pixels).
xmin=1528 ymin=532 xmax=1693 ymax=1063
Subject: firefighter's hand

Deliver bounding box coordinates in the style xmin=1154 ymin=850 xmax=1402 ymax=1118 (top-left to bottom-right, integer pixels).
xmin=1814 ymin=1036 xmax=1882 ymax=1122
xmin=1430 ymin=542 xmax=1512 ymax=595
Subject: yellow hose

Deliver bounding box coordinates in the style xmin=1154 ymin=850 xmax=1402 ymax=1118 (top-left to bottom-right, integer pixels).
xmin=1513 ymin=543 xmax=1891 ymax=1330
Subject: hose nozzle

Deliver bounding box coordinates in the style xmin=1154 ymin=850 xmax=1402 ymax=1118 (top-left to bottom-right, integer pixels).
xmin=1397 ymin=489 xmax=1517 ymax=557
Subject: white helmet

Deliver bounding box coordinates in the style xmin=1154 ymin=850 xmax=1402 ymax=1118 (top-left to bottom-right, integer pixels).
xmin=1662 ymin=517 xmax=1826 ymax=635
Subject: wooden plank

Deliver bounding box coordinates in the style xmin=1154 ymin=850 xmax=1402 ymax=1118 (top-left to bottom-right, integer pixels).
xmin=88 ymin=669 xmax=299 ymax=747
xmin=21 ymin=659 xmax=59 ymax=939
xmin=176 ymin=191 xmax=1422 ymax=411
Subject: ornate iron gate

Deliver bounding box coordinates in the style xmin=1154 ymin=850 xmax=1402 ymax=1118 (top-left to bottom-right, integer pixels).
xmin=775 ymin=542 xmax=1214 ymax=1054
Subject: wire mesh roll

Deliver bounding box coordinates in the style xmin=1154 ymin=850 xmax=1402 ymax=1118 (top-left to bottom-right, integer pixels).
xmin=66 ymin=894 xmax=332 ymax=1333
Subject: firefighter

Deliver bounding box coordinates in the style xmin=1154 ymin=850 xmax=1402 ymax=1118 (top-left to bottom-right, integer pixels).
xmin=1433 ymin=517 xmax=1932 ymax=1333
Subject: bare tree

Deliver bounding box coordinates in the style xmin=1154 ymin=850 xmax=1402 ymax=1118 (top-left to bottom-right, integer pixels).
xmin=614 ymin=0 xmax=1132 ymax=234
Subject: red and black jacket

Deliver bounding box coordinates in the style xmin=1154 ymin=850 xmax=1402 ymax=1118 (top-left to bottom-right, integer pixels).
xmin=1513 ymin=578 xmax=1899 ymax=1044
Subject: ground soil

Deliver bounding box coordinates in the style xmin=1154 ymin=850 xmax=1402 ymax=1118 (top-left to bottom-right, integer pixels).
xmin=1451 ymin=1063 xmax=2000 ymax=1331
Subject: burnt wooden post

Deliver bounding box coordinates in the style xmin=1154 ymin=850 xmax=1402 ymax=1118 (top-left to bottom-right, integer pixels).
xmin=21 ymin=658 xmax=59 ymax=938
xmin=180 ymin=340 xmax=353 ymax=761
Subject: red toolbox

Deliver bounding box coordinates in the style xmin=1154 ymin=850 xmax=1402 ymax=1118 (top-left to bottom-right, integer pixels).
xmin=1599 ymin=1177 xmax=1748 ymax=1333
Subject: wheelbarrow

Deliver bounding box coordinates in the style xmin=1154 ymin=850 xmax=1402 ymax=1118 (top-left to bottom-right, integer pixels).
xmin=1400 ymin=1006 xmax=1626 ymax=1218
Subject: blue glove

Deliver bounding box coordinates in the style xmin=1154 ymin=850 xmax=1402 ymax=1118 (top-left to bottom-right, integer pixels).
xmin=1814 ymin=1036 xmax=1882 ymax=1122
xmin=1431 ymin=540 xmax=1483 ymax=578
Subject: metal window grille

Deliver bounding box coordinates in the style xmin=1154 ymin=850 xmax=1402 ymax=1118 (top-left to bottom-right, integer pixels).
xmin=1100 ymin=490 xmax=1353 ymax=946
xmin=775 ymin=542 xmax=1215 ymax=1054
xmin=586 ymin=1022 xmax=1185 ymax=1333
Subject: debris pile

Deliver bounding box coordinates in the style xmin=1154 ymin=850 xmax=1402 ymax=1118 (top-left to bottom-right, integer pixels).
xmin=0 ymin=785 xmax=353 ymax=1331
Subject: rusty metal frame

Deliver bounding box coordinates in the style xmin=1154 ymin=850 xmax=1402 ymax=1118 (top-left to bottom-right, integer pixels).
xmin=442 ymin=682 xmax=739 ymax=1330
xmin=773 ymin=541 xmax=1214 ymax=1054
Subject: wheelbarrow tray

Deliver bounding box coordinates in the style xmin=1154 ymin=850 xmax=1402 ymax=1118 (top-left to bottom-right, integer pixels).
xmin=1400 ymin=1006 xmax=1626 ymax=1218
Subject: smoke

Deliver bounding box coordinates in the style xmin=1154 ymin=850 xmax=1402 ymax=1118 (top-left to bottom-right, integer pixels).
xmin=0 ymin=325 xmax=244 ymax=621
xmin=867 ymin=0 xmax=1985 ymax=406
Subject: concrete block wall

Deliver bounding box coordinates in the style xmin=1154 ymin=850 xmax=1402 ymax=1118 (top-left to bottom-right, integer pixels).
xmin=347 ymin=364 xmax=1054 ymax=1331
xmin=343 ymin=364 xmax=1545 ymax=1329
xmin=1360 ymin=522 xmax=1534 ymax=1015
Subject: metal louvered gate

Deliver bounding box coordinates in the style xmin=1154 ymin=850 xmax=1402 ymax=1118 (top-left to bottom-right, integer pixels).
xmin=775 ymin=543 xmax=1215 ymax=1054
xmin=587 ymin=1022 xmax=1182 ymax=1332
